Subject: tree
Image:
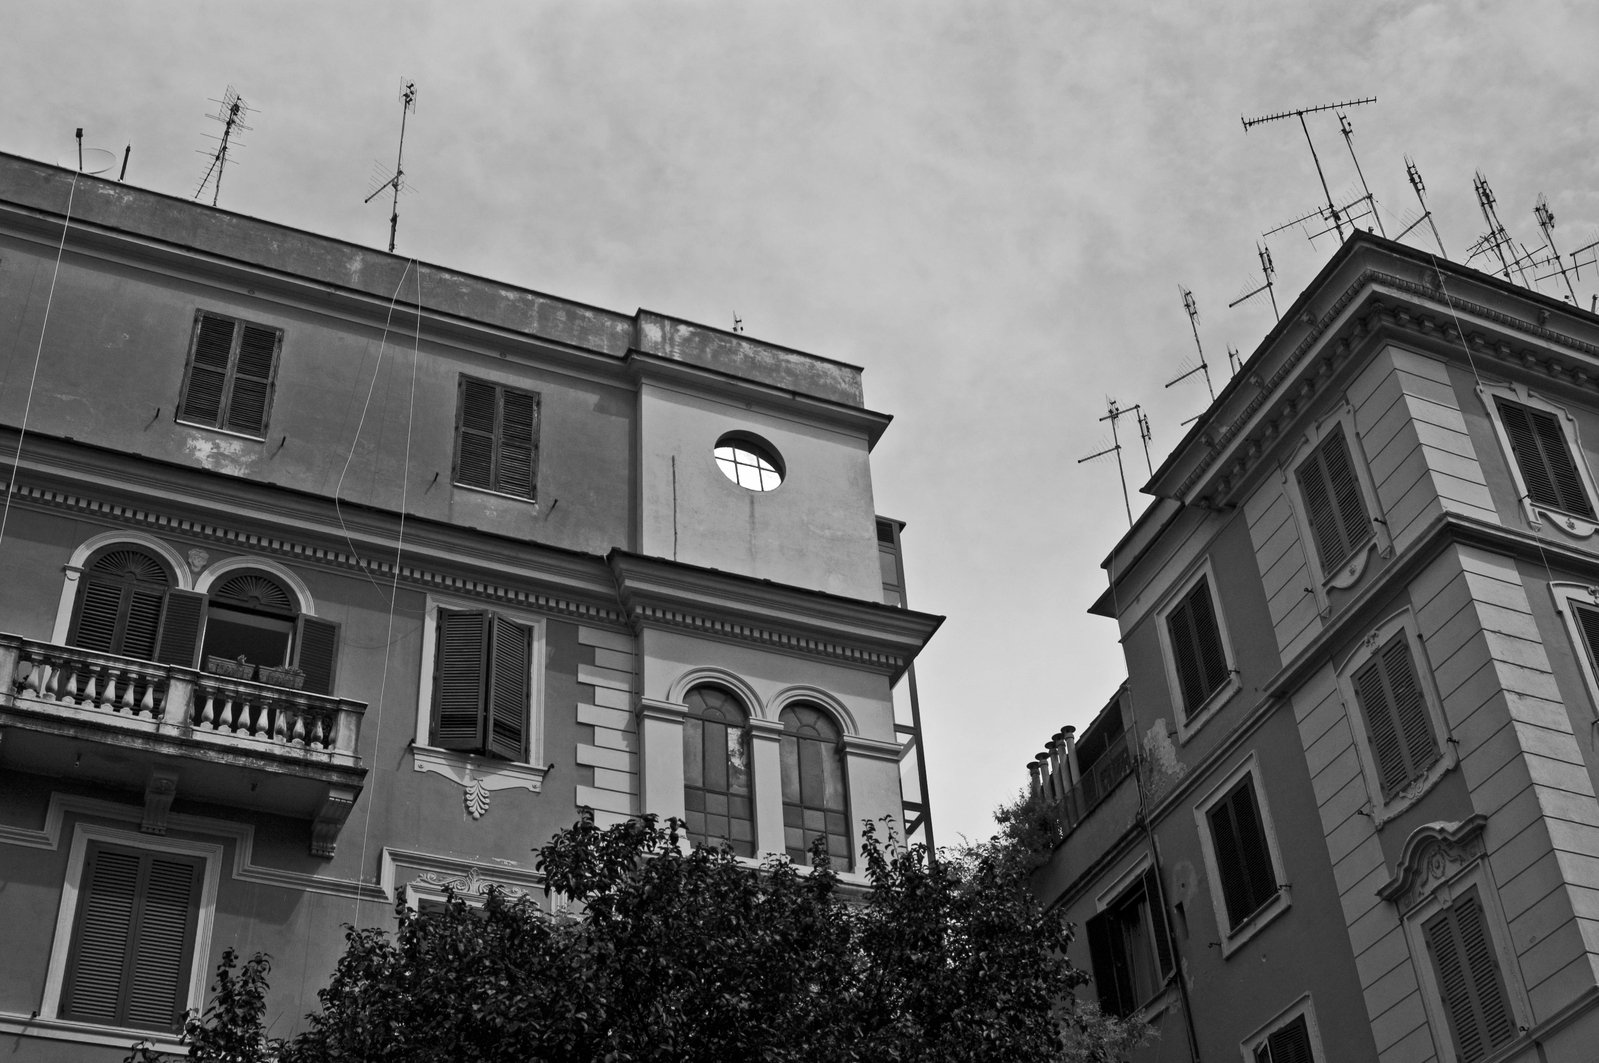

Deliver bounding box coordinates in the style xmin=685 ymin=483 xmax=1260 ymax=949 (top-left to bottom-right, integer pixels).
xmin=133 ymin=812 xmax=1146 ymax=1063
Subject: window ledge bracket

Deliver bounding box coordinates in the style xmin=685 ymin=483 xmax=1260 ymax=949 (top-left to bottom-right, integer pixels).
xmin=411 ymin=746 xmax=547 ymax=820
xmin=1368 ymin=748 xmax=1458 ymax=830
xmin=1217 ymin=887 xmax=1292 ymax=960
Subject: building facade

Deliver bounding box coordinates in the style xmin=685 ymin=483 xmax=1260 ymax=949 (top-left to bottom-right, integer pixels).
xmin=0 ymin=154 xmax=940 ymax=1059
xmin=1031 ymin=234 xmax=1599 ymax=1063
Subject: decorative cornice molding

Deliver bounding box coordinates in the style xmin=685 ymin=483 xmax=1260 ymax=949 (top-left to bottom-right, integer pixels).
xmin=1378 ymin=815 xmax=1489 ymax=910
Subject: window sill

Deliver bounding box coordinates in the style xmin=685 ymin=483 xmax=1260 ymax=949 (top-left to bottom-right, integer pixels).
xmin=1527 ymin=502 xmax=1599 ymax=539
xmin=412 ymin=746 xmax=547 ymax=818
xmin=174 ymin=418 xmax=267 ymax=443
xmin=1175 ymin=674 xmax=1241 ymax=745
xmin=1218 ymin=886 xmax=1291 ymax=960
xmin=1369 ymin=748 xmax=1458 ymax=829
xmin=0 ymin=1012 xmax=185 ymax=1055
xmin=452 ymin=482 xmax=538 ymax=507
xmin=1320 ymin=535 xmax=1379 ymax=591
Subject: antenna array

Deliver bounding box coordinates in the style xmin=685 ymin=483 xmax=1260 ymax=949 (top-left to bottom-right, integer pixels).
xmin=1165 ymin=286 xmax=1215 ymax=406
xmin=365 ymin=80 xmax=419 ymax=253
xmin=1242 ymin=96 xmax=1376 ymax=243
xmin=194 ymin=87 xmax=253 ymax=207
xmin=1077 ymin=398 xmax=1150 ymax=526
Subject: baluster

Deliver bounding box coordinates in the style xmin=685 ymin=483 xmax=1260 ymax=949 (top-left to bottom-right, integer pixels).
xmin=18 ymin=659 xmax=43 ymax=695
xmin=44 ymin=660 xmax=67 ymax=700
xmin=290 ymin=713 xmax=306 ymax=745
xmin=312 ymin=715 xmax=329 ymax=748
xmin=272 ymin=706 xmax=288 ymax=741
xmin=198 ymin=689 xmax=217 ymax=729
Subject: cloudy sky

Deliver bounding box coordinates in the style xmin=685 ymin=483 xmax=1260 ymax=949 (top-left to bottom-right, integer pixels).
xmin=4 ymin=1 xmax=1597 ymax=846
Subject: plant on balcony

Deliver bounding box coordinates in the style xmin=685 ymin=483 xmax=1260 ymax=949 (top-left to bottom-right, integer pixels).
xmin=205 ymin=655 xmax=256 ymax=682
xmin=256 ymin=664 xmax=305 ymax=690
xmin=126 ymin=812 xmax=1146 ymax=1063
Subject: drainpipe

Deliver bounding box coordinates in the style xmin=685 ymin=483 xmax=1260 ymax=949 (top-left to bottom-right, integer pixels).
xmin=1136 ymin=753 xmax=1202 ymax=1063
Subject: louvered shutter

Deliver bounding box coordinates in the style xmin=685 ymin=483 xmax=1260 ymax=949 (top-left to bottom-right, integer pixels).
xmin=70 ymin=578 xmax=127 ymax=653
xmin=1425 ymin=889 xmax=1515 ymax=1063
xmin=1144 ymin=868 xmax=1175 ymax=977
xmin=1498 ymin=399 xmax=1596 ymax=518
xmin=495 ymin=389 xmax=538 ymax=497
xmin=156 ymin=590 xmax=207 ymax=668
xmin=1575 ymin=605 xmax=1599 ymax=683
xmin=1383 ymin=637 xmax=1439 ymax=785
xmin=179 ymin=313 xmax=236 ymax=426
xmin=1260 ymin=1015 xmax=1313 ymax=1063
xmin=433 ymin=609 xmax=488 ymax=751
xmin=223 ymin=324 xmax=279 ymax=435
xmin=1209 ymin=777 xmax=1277 ymax=929
xmin=1325 ymin=429 xmax=1371 ymax=556
xmin=123 ymin=855 xmax=201 ymax=1030
xmin=61 ymin=845 xmax=201 ymax=1032
xmin=1354 ymin=655 xmax=1409 ymax=797
xmin=293 ymin=615 xmax=341 ymax=695
xmin=1084 ymin=910 xmax=1130 ymax=1017
xmin=1168 ymin=578 xmax=1229 ymax=718
xmin=455 ymin=379 xmax=498 ymax=491
xmin=1299 ymin=427 xmax=1371 ymax=573
xmin=485 ymin=616 xmax=531 ymax=760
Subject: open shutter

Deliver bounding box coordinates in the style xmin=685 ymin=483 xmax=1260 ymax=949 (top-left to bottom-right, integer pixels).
xmin=70 ymin=578 xmax=127 ymax=653
xmin=455 ymin=379 xmax=498 ymax=490
xmin=155 ymin=590 xmax=207 ymax=668
xmin=1084 ymin=911 xmax=1128 ymax=1017
xmin=1382 ymin=637 xmax=1438 ymax=784
xmin=223 ymin=323 xmax=279 ymax=435
xmin=1575 ymin=604 xmax=1599 ymax=677
xmin=433 ymin=609 xmax=488 ymax=751
xmin=495 ymin=389 xmax=538 ymax=497
xmin=123 ymin=855 xmax=201 ymax=1031
xmin=1297 ymin=445 xmax=1344 ymax=572
xmin=1354 ymin=655 xmax=1408 ymax=797
xmin=1232 ymin=780 xmax=1278 ymax=916
xmin=1529 ymin=405 xmax=1594 ymax=516
xmin=179 ymin=313 xmax=236 ymax=426
xmin=1210 ymin=778 xmax=1276 ymax=929
xmin=61 ymin=846 xmax=142 ymax=1023
xmin=484 ymin=616 xmax=531 ymax=760
xmin=1167 ymin=594 xmax=1206 ymax=718
xmin=1324 ymin=429 xmax=1370 ymax=557
xmin=293 ymin=615 xmax=340 ymax=695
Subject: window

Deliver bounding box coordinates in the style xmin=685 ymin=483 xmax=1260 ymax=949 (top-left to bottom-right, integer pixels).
xmin=199 ymin=571 xmax=339 ymax=693
xmin=1085 ymin=868 xmax=1173 ymax=1017
xmin=430 ymin=608 xmax=534 ymax=761
xmin=779 ymin=704 xmax=850 ymax=868
xmin=1351 ymin=633 xmax=1440 ymax=800
xmin=1295 ymin=424 xmax=1372 ymax=573
xmin=1204 ymin=772 xmax=1281 ymax=934
xmin=69 ymin=547 xmax=181 ymax=662
xmin=58 ymin=842 xmax=203 ymax=1033
xmin=714 ymin=433 xmax=784 ymax=491
xmin=1423 ymin=887 xmax=1516 ymax=1063
xmin=177 ymin=310 xmax=282 ymax=436
xmin=1252 ymin=1013 xmax=1314 ymax=1063
xmin=454 ymin=377 xmax=540 ymax=499
xmin=683 ymin=686 xmax=754 ymax=857
xmin=1494 ymin=397 xmax=1594 ymax=518
xmin=1165 ymin=575 xmax=1231 ymax=721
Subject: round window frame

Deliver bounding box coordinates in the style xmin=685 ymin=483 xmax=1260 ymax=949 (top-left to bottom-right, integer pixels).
xmin=713 ymin=432 xmax=786 ymax=493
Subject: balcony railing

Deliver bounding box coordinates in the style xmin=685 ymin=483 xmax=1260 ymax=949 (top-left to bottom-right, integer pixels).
xmin=1032 ymin=730 xmax=1137 ymax=837
xmin=0 ymin=633 xmax=366 ymax=854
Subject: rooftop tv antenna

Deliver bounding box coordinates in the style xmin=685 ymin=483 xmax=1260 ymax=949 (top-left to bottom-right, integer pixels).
xmin=365 ymin=80 xmax=418 ymax=253
xmin=1338 ymin=112 xmax=1385 ymax=238
xmin=1467 ymin=171 xmax=1537 ymax=286
xmin=194 ymin=87 xmax=252 ymax=207
xmin=732 ymin=313 xmax=744 ymax=334
xmin=1242 ymin=96 xmax=1376 ymax=242
xmin=1165 ymin=286 xmax=1215 ymax=401
xmin=1228 ymin=242 xmax=1280 ymax=321
xmin=1227 ymin=345 xmax=1243 ymax=374
xmin=1394 ymin=156 xmax=1447 ymax=257
xmin=1532 ymin=195 xmax=1581 ymax=304
xmin=1077 ymin=398 xmax=1148 ymax=526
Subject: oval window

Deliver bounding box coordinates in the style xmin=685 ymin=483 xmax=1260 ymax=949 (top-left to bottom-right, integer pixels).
xmin=714 ymin=434 xmax=784 ymax=492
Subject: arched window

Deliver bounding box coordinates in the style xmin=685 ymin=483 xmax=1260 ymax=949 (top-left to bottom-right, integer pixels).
xmin=682 ymin=686 xmax=754 ymax=857
xmin=69 ymin=547 xmax=177 ymax=660
xmin=779 ymin=704 xmax=850 ymax=868
xmin=198 ymin=569 xmax=340 ymax=694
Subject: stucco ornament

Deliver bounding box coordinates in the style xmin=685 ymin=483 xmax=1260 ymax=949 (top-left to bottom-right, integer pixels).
xmin=464 ymin=778 xmax=492 ymax=819
xmin=188 ymin=548 xmax=210 ymax=572
xmin=413 ymin=865 xmax=528 ymax=901
xmin=1378 ymin=815 xmax=1488 ymax=911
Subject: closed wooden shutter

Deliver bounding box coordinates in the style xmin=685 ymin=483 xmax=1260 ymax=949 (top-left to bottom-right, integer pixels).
xmin=1084 ymin=909 xmax=1131 ymax=1017
xmin=1497 ymin=398 xmax=1595 ymax=518
xmin=1167 ymin=577 xmax=1230 ymax=718
xmin=1298 ymin=426 xmax=1371 ymax=572
xmin=1424 ymin=888 xmax=1516 ymax=1062
xmin=485 ymin=616 xmax=531 ymax=760
xmin=1207 ymin=776 xmax=1277 ymax=930
xmin=455 ymin=379 xmax=498 ymax=491
xmin=71 ymin=578 xmax=129 ymax=654
xmin=156 ymin=590 xmax=208 ymax=668
xmin=1574 ymin=604 xmax=1599 ymax=684
xmin=1353 ymin=634 xmax=1439 ymax=800
xmin=1144 ymin=867 xmax=1175 ymax=976
xmin=70 ymin=549 xmax=173 ymax=659
xmin=178 ymin=313 xmax=236 ymax=426
xmin=224 ymin=324 xmax=279 ymax=434
xmin=496 ymin=389 xmax=539 ymax=498
xmin=293 ymin=615 xmax=341 ymax=695
xmin=433 ymin=609 xmax=488 ymax=751
xmin=61 ymin=844 xmax=202 ymax=1032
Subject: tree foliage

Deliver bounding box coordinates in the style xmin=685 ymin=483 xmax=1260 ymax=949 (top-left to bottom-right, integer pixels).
xmin=132 ymin=812 xmax=1148 ymax=1062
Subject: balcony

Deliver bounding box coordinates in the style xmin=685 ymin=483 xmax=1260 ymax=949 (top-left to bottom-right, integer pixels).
xmin=1032 ymin=729 xmax=1138 ymax=837
xmin=0 ymin=634 xmax=366 ymax=856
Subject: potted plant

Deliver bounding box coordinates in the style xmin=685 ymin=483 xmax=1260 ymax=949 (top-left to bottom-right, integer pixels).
xmin=257 ymin=664 xmax=306 ymax=690
xmin=206 ymin=655 xmax=256 ymax=681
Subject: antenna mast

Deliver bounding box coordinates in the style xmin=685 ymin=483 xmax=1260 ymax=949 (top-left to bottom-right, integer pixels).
xmin=1228 ymin=242 xmax=1280 ymax=321
xmin=1242 ymin=96 xmax=1376 ymax=242
xmin=1078 ymin=398 xmax=1147 ymax=526
xmin=1166 ymin=286 xmax=1215 ymax=401
xmin=194 ymin=87 xmax=252 ymax=207
xmin=1338 ymin=112 xmax=1384 ymax=237
xmin=1533 ymin=195 xmax=1580 ymax=304
xmin=1395 ymin=156 xmax=1447 ymax=256
xmin=365 ymin=80 xmax=418 ymax=253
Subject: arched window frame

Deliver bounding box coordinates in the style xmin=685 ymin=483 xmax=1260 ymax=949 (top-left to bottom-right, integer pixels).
xmin=681 ymin=684 xmax=756 ymax=857
xmin=776 ymin=700 xmax=851 ymax=869
xmin=53 ymin=532 xmax=193 ymax=644
xmin=65 ymin=543 xmax=180 ymax=662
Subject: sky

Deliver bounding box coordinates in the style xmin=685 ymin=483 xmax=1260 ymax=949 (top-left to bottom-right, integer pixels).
xmin=3 ymin=0 xmax=1598 ymax=847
